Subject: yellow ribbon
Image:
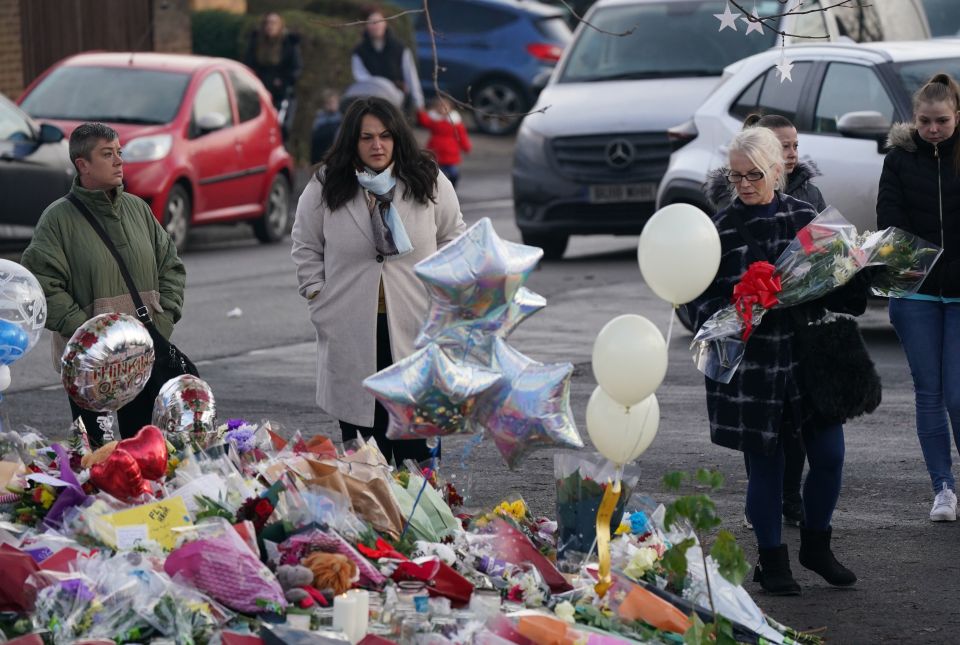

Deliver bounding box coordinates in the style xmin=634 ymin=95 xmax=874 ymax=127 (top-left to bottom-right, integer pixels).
xmin=594 ymin=479 xmax=622 ymax=598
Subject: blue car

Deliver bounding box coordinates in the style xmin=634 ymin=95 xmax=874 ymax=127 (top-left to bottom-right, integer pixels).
xmin=393 ymin=0 xmax=571 ymax=134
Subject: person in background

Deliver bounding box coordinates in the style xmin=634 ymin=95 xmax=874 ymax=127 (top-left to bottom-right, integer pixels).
xmin=352 ymin=5 xmax=424 ymax=115
xmin=21 ymin=123 xmax=185 ymax=446
xmin=418 ymin=95 xmax=472 ymax=188
xmin=244 ymin=12 xmax=302 ymax=140
xmin=292 ymin=97 xmax=465 ymax=466
xmin=878 ymin=72 xmax=960 ymax=523
xmin=311 ymin=88 xmax=343 ymax=165
xmin=704 ymin=113 xmax=827 ymax=531
xmin=686 ymin=127 xmax=864 ymax=596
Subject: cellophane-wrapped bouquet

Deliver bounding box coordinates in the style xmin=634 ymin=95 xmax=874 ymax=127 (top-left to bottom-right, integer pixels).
xmin=692 ymin=207 xmax=942 ymax=383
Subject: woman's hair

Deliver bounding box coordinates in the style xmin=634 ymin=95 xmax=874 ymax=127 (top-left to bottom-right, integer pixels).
xmin=912 ymin=72 xmax=960 ymax=114
xmin=728 ymin=127 xmax=786 ymax=193
xmin=321 ymin=96 xmax=439 ymax=212
xmin=743 ymin=113 xmax=795 ymax=131
xmin=261 ymin=12 xmax=283 ymax=30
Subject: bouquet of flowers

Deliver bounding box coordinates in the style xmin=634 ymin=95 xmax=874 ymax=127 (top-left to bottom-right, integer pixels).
xmin=692 ymin=207 xmax=943 ymax=383
xmin=554 ymin=453 xmax=637 ymax=562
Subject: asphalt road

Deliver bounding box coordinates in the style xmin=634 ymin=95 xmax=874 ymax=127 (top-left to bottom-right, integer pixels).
xmin=4 ymin=134 xmax=959 ymax=643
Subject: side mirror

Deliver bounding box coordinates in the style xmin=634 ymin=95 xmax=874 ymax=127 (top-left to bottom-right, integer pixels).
xmin=37 ymin=123 xmax=64 ymax=144
xmin=195 ymin=112 xmax=228 ymax=134
xmin=837 ymin=111 xmax=890 ymax=140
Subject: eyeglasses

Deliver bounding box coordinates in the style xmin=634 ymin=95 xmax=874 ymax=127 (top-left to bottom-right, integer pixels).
xmin=726 ymin=170 xmax=766 ymax=183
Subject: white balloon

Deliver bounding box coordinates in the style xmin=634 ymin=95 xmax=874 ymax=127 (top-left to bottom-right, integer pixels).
xmin=586 ymin=387 xmax=659 ymax=465
xmin=592 ymin=314 xmax=667 ymax=407
xmin=0 ymin=365 xmax=10 ymax=392
xmin=638 ymin=203 xmax=721 ymax=305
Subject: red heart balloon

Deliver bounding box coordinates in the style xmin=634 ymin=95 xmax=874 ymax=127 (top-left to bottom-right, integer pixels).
xmin=89 ymin=448 xmax=150 ymax=501
xmin=117 ymin=425 xmax=168 ymax=481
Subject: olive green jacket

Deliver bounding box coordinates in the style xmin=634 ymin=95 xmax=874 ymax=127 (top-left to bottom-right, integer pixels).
xmin=21 ymin=178 xmax=186 ymax=370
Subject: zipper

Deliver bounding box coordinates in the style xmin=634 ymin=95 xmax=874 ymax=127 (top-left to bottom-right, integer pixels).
xmin=936 ymin=143 xmax=944 ymax=297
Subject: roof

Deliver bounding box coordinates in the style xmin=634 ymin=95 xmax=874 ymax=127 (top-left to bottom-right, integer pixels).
xmin=724 ymin=40 xmax=960 ymax=75
xmin=56 ymin=52 xmax=233 ymax=74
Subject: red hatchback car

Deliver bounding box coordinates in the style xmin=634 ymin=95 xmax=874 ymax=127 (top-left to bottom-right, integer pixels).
xmin=18 ymin=52 xmax=293 ymax=251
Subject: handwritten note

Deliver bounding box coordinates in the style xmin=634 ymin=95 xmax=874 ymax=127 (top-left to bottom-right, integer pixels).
xmin=105 ymin=497 xmax=192 ymax=550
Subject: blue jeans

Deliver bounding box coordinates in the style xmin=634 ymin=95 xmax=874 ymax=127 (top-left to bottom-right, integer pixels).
xmin=440 ymin=165 xmax=460 ymax=188
xmin=745 ymin=423 xmax=845 ymax=549
xmin=889 ymin=298 xmax=960 ymax=493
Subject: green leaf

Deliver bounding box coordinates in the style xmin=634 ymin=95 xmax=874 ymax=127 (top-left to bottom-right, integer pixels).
xmin=694 ymin=468 xmax=724 ymax=490
xmin=683 ymin=612 xmax=708 ymax=645
xmin=710 ymin=530 xmax=750 ymax=587
xmin=661 ymin=537 xmax=695 ymax=589
xmin=716 ymin=616 xmax=738 ymax=645
xmin=662 ymin=471 xmax=685 ymax=491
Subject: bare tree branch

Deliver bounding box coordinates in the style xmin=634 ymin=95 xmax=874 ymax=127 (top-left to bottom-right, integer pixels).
xmin=308 ymin=9 xmax=425 ymax=29
xmin=728 ymin=0 xmax=867 ymax=40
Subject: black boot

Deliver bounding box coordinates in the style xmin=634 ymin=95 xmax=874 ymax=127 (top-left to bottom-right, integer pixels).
xmin=753 ymin=544 xmax=801 ymax=595
xmin=799 ymin=526 xmax=856 ymax=587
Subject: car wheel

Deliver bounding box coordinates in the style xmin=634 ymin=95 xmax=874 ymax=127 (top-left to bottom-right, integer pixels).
xmin=472 ymin=79 xmax=527 ymax=136
xmin=164 ymin=184 xmax=191 ymax=253
xmin=521 ymin=232 xmax=568 ymax=261
xmin=253 ymin=174 xmax=291 ymax=244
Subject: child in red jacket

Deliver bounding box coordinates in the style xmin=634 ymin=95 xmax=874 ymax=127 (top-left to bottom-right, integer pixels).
xmin=418 ymin=96 xmax=472 ymax=188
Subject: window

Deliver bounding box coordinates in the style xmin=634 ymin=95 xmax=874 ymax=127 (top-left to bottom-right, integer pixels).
xmin=0 ymin=101 xmax=32 ymax=142
xmin=229 ymin=70 xmax=262 ymax=123
xmin=897 ymin=57 xmax=960 ymax=96
xmin=429 ymin=1 xmax=515 ymax=35
xmin=922 ymin=0 xmax=960 ymax=37
xmin=814 ymin=63 xmax=894 ymax=133
xmin=729 ymin=63 xmax=812 ymax=123
xmin=192 ymin=72 xmax=234 ymax=131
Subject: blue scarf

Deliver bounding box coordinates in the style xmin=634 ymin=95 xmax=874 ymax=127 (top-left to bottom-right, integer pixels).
xmin=356 ymin=166 xmax=413 ymax=257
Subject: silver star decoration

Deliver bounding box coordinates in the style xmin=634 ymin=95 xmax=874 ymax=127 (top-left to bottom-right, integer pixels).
xmin=714 ymin=3 xmax=738 ymax=32
xmin=414 ymin=218 xmax=543 ymax=326
xmin=363 ymin=343 xmax=503 ymax=441
xmin=776 ymin=55 xmax=794 ymax=83
xmin=742 ymin=7 xmax=764 ymax=35
xmin=472 ymin=339 xmax=583 ymax=469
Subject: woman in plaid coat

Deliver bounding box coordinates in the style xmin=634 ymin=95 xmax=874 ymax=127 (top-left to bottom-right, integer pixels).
xmin=684 ymin=128 xmax=859 ymax=596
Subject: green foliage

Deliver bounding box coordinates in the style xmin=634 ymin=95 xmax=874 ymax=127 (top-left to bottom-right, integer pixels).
xmin=710 ymin=530 xmax=750 ymax=587
xmin=661 ymin=471 xmax=685 ymax=492
xmin=694 ymin=468 xmax=724 ymax=489
xmin=661 ymin=537 xmax=695 ymax=590
xmin=192 ymin=10 xmax=251 ymax=59
xmin=664 ymin=493 xmax=721 ymax=535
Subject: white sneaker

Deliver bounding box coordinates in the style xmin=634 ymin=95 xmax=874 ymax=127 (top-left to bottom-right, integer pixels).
xmin=930 ymin=483 xmax=957 ymax=522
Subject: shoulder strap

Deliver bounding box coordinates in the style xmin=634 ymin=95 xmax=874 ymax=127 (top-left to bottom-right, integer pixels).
xmin=723 ymin=205 xmax=768 ymax=263
xmin=65 ymin=193 xmax=154 ymax=328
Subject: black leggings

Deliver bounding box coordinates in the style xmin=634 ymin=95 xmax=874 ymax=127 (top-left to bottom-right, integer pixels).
xmin=67 ymin=385 xmax=156 ymax=448
xmin=340 ymin=314 xmax=434 ymax=466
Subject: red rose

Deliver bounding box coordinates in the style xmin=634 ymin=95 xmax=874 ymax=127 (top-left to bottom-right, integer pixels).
xmin=254 ymin=499 xmax=274 ymax=521
xmin=31 ymin=488 xmax=43 ymax=503
xmin=78 ymin=331 xmax=98 ymax=349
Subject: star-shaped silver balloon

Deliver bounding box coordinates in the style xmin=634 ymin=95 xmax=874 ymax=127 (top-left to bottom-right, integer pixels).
xmin=473 ymin=339 xmax=583 ymax=469
xmin=363 ymin=343 xmax=503 ymax=441
xmin=414 ymin=218 xmax=543 ymax=325
xmin=416 ymin=286 xmax=547 ymax=365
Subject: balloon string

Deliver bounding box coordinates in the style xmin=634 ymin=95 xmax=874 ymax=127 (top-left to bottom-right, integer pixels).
xmin=623 ymin=395 xmax=655 ymax=472
xmin=666 ymin=305 xmax=676 ymax=348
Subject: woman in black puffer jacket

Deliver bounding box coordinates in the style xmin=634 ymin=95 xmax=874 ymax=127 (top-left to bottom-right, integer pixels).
xmin=877 ymin=73 xmax=960 ymax=524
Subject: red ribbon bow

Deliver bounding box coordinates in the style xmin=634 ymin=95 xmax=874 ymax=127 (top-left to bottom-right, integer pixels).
xmin=732 ymin=261 xmax=782 ymax=341
xmin=356 ymin=538 xmax=409 ymax=561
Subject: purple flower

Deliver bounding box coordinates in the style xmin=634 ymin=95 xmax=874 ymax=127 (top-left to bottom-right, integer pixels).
xmin=225 ymin=426 xmax=256 ymax=454
xmin=226 ymin=418 xmax=250 ymax=431
xmin=59 ymin=578 xmax=95 ymax=603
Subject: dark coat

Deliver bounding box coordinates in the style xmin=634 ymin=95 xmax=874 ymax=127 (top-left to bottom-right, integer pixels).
xmin=877 ymin=123 xmax=960 ymax=298
xmin=683 ymin=193 xmax=817 ymax=455
xmin=244 ymin=31 xmax=303 ymax=107
xmin=705 ymin=161 xmax=827 ymax=214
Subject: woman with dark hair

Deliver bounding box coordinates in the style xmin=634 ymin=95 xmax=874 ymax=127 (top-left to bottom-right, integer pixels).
xmin=292 ymin=97 xmax=465 ymax=465
xmin=244 ymin=12 xmax=302 ymax=140
xmin=879 ymin=72 xmax=960 ymax=522
xmin=351 ymin=6 xmax=424 ymax=113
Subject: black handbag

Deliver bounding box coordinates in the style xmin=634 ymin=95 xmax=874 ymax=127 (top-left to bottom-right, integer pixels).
xmin=725 ymin=206 xmax=881 ymax=424
xmin=66 ymin=194 xmax=199 ymax=393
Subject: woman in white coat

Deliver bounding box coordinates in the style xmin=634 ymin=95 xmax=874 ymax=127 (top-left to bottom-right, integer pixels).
xmin=292 ymin=96 xmax=466 ymax=465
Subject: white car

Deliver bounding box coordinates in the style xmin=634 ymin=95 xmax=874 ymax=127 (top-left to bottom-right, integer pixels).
xmin=512 ymin=0 xmax=930 ymax=260
xmin=656 ymin=40 xmax=960 ymax=233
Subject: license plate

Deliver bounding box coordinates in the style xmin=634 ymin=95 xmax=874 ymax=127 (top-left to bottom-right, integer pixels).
xmin=588 ymin=183 xmax=657 ymax=203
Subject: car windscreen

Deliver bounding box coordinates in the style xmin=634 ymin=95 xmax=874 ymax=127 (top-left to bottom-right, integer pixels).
xmin=896 ymin=58 xmax=960 ymax=95
xmin=922 ymin=0 xmax=960 ymax=37
xmin=21 ymin=66 xmax=190 ymax=124
xmin=558 ymin=0 xmax=779 ymax=83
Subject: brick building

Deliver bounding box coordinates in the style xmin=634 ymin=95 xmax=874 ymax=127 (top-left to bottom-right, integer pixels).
xmin=0 ymin=0 xmax=194 ymax=101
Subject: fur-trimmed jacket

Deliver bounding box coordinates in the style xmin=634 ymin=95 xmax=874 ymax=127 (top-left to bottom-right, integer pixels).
xmin=704 ymin=161 xmax=827 ymax=214
xmin=877 ymin=123 xmax=960 ymax=298
xmin=683 ymin=193 xmax=836 ymax=455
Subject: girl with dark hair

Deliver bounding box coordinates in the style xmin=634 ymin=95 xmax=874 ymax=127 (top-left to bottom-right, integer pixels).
xmin=879 ymin=72 xmax=960 ymax=522
xmin=244 ymin=12 xmax=302 ymax=140
xmin=352 ymin=6 xmax=424 ymax=112
xmin=292 ymin=97 xmax=466 ymax=465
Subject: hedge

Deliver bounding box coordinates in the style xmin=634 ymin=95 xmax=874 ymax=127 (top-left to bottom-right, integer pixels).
xmin=193 ymin=5 xmax=414 ymax=164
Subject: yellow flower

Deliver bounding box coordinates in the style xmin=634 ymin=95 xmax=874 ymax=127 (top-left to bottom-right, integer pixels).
xmin=878 ymin=244 xmax=894 ymax=258
xmin=39 ymin=488 xmax=55 ymax=510
xmin=614 ymin=521 xmax=631 ymax=535
xmin=509 ymin=500 xmax=527 ymax=519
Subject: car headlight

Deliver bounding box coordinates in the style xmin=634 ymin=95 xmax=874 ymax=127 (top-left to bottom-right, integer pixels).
xmin=122 ymin=134 xmax=173 ymax=162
